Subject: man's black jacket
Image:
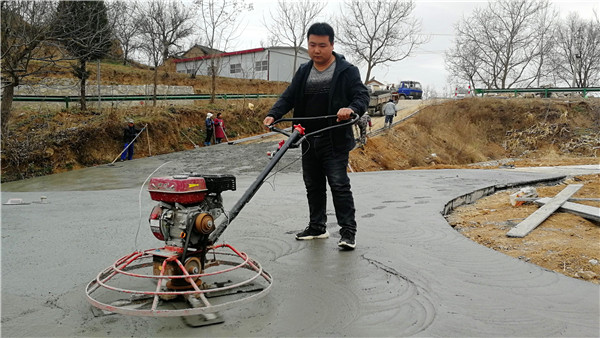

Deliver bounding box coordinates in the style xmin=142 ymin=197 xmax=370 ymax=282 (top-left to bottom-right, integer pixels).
xmin=267 ymin=52 xmax=369 ymax=152
xmin=123 ymin=125 xmax=140 ymax=143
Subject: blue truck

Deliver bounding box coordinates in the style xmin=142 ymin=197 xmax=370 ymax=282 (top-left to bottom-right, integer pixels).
xmin=396 ymin=81 xmax=422 ymax=99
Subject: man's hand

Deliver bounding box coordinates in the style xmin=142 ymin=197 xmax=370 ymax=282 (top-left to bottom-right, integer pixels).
xmin=263 ymin=116 xmax=275 ymax=129
xmin=337 ymin=107 xmax=354 ymax=122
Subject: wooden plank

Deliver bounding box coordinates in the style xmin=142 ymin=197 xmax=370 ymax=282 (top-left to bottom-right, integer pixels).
xmin=516 ymin=197 xmax=600 ymax=202
xmin=507 ymin=184 xmax=583 ymax=238
xmin=534 ymin=197 xmax=600 ymax=222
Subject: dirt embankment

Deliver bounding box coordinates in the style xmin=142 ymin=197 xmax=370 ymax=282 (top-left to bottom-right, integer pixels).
xmin=4 ymin=59 xmax=598 ymax=181
xmin=446 ymin=174 xmax=600 ymax=284
xmin=349 ymin=98 xmax=599 ymax=171
xmin=3 ymin=97 xmax=599 ymax=183
xmin=1 ymin=99 xmax=280 ymax=182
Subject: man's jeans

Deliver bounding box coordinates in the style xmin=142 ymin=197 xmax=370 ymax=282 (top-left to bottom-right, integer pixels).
xmin=302 ymin=135 xmax=357 ymax=237
xmin=385 ymin=114 xmax=394 ymax=124
xmin=121 ymin=142 xmax=134 ymax=160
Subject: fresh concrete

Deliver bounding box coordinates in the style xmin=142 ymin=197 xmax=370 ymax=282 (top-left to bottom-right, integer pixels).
xmin=2 ymin=141 xmax=599 ymax=337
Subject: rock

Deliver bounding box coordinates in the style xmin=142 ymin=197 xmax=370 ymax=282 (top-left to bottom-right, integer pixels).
xmin=575 ymin=270 xmax=597 ymax=280
xmin=589 ymin=259 xmax=599 ymax=265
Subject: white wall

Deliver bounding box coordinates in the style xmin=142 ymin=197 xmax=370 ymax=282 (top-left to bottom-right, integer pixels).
xmin=175 ymin=47 xmax=309 ymax=83
xmin=267 ymin=47 xmax=310 ymax=82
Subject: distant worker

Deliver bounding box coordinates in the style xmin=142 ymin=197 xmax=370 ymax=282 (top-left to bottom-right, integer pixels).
xmin=121 ymin=119 xmax=141 ymax=161
xmin=204 ymin=113 xmax=214 ymax=146
xmin=356 ymin=112 xmax=372 ymax=147
xmin=214 ymin=112 xmax=226 ymax=144
xmin=383 ymin=99 xmax=397 ymax=128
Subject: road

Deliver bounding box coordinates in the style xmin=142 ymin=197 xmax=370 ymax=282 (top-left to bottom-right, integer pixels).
xmin=2 ymin=99 xmax=598 ymax=337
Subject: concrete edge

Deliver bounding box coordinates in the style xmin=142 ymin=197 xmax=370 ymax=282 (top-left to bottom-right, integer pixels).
xmin=441 ymin=175 xmax=567 ymax=216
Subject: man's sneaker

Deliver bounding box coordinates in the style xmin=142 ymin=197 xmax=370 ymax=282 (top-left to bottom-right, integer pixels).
xmin=338 ymin=237 xmax=356 ymax=250
xmin=295 ymin=227 xmax=329 ymax=240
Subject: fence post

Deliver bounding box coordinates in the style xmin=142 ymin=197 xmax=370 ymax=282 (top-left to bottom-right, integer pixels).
xmin=65 ymin=96 xmax=70 ymax=109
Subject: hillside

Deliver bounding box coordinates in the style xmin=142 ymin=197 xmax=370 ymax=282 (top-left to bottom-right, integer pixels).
xmin=23 ymin=59 xmax=289 ymax=94
xmin=350 ymin=98 xmax=599 ymax=171
xmin=2 ymin=60 xmax=599 ymax=182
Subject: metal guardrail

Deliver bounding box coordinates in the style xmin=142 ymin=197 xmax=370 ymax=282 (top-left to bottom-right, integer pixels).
xmin=473 ymin=87 xmax=600 ymax=97
xmin=12 ymin=93 xmax=281 ymax=108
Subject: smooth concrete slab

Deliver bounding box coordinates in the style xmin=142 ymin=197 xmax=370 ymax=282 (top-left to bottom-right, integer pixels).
xmin=1 ymin=141 xmax=599 ymax=337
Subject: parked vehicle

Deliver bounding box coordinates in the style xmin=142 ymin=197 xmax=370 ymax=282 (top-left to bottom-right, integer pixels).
xmin=397 ymin=81 xmax=422 ymax=99
xmin=367 ymin=89 xmax=392 ymax=115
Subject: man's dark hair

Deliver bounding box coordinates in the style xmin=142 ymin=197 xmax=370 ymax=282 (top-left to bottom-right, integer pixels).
xmin=307 ymin=23 xmax=334 ymax=44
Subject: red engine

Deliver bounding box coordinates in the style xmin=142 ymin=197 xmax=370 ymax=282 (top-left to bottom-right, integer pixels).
xmin=147 ymin=174 xmax=236 ymax=288
xmin=149 ymin=175 xmax=209 ymax=204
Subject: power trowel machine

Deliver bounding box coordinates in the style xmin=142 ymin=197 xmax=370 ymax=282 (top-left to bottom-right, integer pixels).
xmin=85 ymin=114 xmax=358 ymax=326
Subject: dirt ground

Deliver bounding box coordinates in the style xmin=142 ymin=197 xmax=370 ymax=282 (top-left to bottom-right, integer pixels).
xmin=445 ymin=174 xmax=600 ymax=284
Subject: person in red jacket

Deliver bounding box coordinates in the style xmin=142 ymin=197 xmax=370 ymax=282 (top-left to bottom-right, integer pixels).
xmin=214 ymin=113 xmax=226 ymax=144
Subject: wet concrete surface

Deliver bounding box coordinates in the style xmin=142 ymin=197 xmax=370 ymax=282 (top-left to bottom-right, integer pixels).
xmin=2 ymin=138 xmax=599 ymax=337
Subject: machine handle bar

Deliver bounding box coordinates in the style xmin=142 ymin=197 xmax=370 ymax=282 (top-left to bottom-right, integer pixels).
xmin=268 ymin=113 xmax=359 ymax=146
xmin=208 ymin=112 xmax=359 ymax=244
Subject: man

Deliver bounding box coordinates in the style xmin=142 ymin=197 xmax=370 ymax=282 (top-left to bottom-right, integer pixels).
xmin=356 ymin=112 xmax=372 ymax=147
xmin=122 ymin=119 xmax=140 ymax=161
xmin=263 ymin=22 xmax=369 ymax=250
xmin=204 ymin=113 xmax=214 ymax=146
xmin=383 ymin=99 xmax=397 ymax=128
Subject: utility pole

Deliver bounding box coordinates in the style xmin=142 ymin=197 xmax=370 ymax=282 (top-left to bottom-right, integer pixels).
xmin=573 ymin=27 xmax=583 ymax=88
xmin=97 ymin=60 xmax=101 ymax=109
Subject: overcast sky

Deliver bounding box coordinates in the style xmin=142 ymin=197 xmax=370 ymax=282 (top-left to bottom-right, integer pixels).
xmin=234 ymin=0 xmax=599 ymax=94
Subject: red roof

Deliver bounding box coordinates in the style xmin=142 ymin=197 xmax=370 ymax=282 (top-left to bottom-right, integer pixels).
xmin=174 ymin=47 xmax=266 ymax=63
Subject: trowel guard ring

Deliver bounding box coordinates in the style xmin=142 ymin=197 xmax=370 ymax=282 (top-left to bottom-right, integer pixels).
xmin=85 ymin=243 xmax=272 ymax=317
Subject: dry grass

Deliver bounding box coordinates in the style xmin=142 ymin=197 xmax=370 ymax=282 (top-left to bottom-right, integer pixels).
xmin=2 ymin=98 xmax=278 ymax=181
xmin=350 ymin=98 xmax=600 ymax=171
xmin=24 ymin=59 xmax=288 ymax=94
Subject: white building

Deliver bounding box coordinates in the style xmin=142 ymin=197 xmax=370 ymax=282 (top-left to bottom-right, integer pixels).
xmin=174 ymin=46 xmax=310 ymax=82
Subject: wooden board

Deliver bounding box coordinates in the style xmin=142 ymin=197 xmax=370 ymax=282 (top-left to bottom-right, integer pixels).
xmin=534 ymin=197 xmax=600 ymax=223
xmin=507 ymin=184 xmax=583 ymax=238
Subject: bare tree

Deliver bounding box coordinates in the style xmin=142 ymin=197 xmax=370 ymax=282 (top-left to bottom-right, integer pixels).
xmin=335 ymin=0 xmax=427 ymax=83
xmin=143 ymin=0 xmax=195 ymax=64
xmin=196 ymin=0 xmax=249 ymax=103
xmin=529 ymin=3 xmax=557 ymax=87
xmin=448 ymin=0 xmax=556 ymax=89
xmin=53 ymin=0 xmax=113 ymax=111
xmin=547 ymin=12 xmax=600 ymax=87
xmin=264 ymin=0 xmax=326 ymax=74
xmin=136 ymin=0 xmax=196 ymax=105
xmin=445 ymin=36 xmax=482 ymax=90
xmin=107 ymin=1 xmax=142 ymax=65
xmin=1 ymin=0 xmax=58 ymax=134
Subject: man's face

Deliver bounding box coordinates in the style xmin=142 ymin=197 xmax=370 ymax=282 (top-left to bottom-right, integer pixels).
xmin=307 ymin=34 xmax=334 ymax=67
